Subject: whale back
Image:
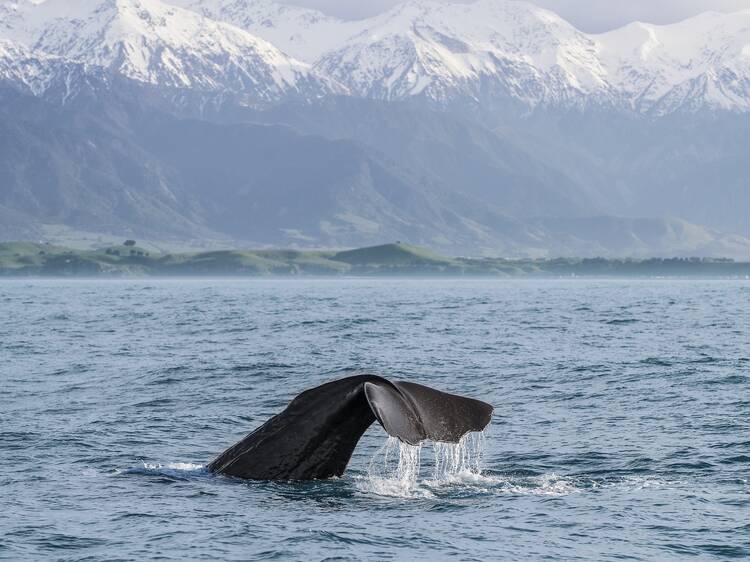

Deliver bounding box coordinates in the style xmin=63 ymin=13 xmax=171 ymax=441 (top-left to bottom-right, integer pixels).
xmin=208 ymin=375 xmax=383 ymax=480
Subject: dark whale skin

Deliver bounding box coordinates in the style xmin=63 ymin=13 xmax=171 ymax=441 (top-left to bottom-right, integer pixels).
xmin=208 ymin=375 xmax=493 ymax=481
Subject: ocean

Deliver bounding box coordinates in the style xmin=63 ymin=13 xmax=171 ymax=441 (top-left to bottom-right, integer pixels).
xmin=1 ymin=279 xmax=748 ymax=560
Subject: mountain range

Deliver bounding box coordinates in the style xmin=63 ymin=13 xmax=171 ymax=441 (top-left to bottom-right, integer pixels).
xmin=1 ymin=0 xmax=750 ymax=257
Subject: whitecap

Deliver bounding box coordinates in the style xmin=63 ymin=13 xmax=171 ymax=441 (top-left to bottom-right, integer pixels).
xmin=118 ymin=461 xmax=207 ymax=478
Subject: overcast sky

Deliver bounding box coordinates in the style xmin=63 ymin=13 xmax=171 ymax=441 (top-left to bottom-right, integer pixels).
xmin=281 ymin=0 xmax=750 ymax=32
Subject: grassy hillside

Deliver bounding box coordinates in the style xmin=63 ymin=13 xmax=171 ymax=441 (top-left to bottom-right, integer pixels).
xmin=333 ymin=243 xmax=454 ymax=266
xmin=1 ymin=241 xmax=749 ymax=278
xmin=0 ymin=242 xmax=75 ymax=270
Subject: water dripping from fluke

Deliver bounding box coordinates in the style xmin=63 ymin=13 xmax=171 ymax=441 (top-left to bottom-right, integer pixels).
xmin=363 ymin=432 xmax=488 ymax=498
xmin=432 ymin=431 xmax=486 ymax=482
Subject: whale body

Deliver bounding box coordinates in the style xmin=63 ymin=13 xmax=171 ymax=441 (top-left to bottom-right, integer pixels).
xmin=208 ymin=375 xmax=493 ymax=481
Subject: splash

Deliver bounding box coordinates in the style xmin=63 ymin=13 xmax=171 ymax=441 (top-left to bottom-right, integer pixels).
xmin=119 ymin=462 xmax=207 ymax=479
xmin=141 ymin=462 xmax=205 ymax=471
xmin=489 ymin=473 xmax=579 ymax=496
xmin=364 ymin=432 xmax=488 ymax=497
xmin=361 ymin=432 xmax=588 ymax=498
xmin=366 ymin=437 xmax=426 ymax=497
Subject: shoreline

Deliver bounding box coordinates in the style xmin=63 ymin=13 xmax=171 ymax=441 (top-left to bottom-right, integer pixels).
xmin=2 ymin=241 xmax=750 ymax=279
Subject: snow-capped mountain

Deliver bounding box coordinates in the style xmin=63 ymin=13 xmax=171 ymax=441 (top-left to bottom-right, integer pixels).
xmin=595 ymin=11 xmax=750 ymax=114
xmin=314 ymin=0 xmax=610 ymax=107
xmin=3 ymin=0 xmax=750 ymax=257
xmin=313 ymin=0 xmax=750 ymax=114
xmin=171 ymin=0 xmax=750 ymax=114
xmin=3 ymin=0 xmax=750 ymax=114
xmin=0 ymin=0 xmax=337 ymax=104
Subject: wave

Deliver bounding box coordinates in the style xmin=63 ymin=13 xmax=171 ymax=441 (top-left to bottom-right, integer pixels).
xmin=119 ymin=462 xmax=207 ymax=479
xmin=118 ymin=449 xmax=695 ymax=502
xmin=356 ymin=433 xmax=696 ymax=500
xmin=358 ymin=433 xmax=580 ymax=498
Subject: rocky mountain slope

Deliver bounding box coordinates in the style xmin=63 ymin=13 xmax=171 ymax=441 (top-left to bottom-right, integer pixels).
xmin=170 ymin=0 xmax=750 ymax=114
xmin=0 ymin=0 xmax=337 ymax=105
xmin=1 ymin=0 xmax=750 ymax=257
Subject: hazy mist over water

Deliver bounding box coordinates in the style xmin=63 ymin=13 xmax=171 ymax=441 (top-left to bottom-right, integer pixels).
xmin=1 ymin=279 xmax=748 ymax=560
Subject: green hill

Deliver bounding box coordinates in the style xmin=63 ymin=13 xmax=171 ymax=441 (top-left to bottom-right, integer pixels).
xmin=333 ymin=243 xmax=454 ymax=266
xmin=1 ymin=241 xmax=748 ymax=278
xmin=0 ymin=242 xmax=69 ymax=270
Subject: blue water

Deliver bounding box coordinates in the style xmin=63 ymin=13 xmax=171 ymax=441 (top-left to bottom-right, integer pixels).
xmin=1 ymin=279 xmax=749 ymax=561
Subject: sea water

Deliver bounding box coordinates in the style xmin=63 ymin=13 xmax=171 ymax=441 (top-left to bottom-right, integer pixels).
xmin=1 ymin=279 xmax=748 ymax=560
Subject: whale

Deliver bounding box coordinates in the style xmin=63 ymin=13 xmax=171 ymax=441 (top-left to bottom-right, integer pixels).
xmin=208 ymin=375 xmax=493 ymax=481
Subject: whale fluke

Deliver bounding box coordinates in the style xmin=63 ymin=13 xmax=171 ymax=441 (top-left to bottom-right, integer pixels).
xmin=208 ymin=375 xmax=493 ymax=481
xmin=364 ymin=380 xmax=493 ymax=445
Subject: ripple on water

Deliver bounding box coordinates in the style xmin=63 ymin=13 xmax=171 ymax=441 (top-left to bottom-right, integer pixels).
xmin=2 ymin=279 xmax=750 ymax=561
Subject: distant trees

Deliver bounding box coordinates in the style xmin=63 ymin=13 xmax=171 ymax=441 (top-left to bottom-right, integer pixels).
xmin=104 ymin=246 xmax=148 ymax=257
xmin=124 ymin=240 xmax=136 ymax=247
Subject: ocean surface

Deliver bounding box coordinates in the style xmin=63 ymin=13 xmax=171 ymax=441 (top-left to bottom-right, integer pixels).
xmin=1 ymin=279 xmax=748 ymax=561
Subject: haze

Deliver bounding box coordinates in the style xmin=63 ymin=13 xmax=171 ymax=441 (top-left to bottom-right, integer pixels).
xmin=281 ymin=0 xmax=750 ymax=31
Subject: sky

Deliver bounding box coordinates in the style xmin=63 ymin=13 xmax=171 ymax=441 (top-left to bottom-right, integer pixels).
xmin=281 ymin=0 xmax=750 ymax=31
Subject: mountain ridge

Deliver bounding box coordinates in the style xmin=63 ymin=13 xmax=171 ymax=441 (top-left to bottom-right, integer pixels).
xmin=3 ymin=0 xmax=750 ymax=113
xmin=0 ymin=0 xmax=340 ymax=106
xmin=1 ymin=0 xmax=749 ymax=257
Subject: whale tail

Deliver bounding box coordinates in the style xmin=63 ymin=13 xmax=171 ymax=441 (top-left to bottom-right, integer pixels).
xmin=208 ymin=375 xmax=493 ymax=481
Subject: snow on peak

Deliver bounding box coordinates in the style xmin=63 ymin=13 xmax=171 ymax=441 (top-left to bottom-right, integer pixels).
xmin=595 ymin=10 xmax=750 ymax=112
xmin=314 ymin=0 xmax=608 ymax=105
xmin=0 ymin=36 xmax=98 ymax=99
xmin=3 ymin=0 xmax=750 ymax=113
xmin=0 ymin=0 xmax=337 ymax=102
xmin=310 ymin=0 xmax=750 ymax=112
xmin=0 ymin=38 xmax=50 ymax=94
